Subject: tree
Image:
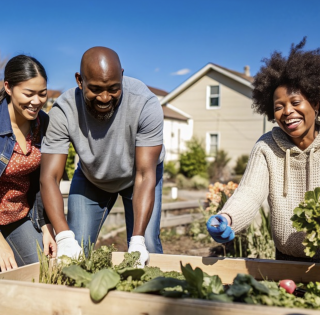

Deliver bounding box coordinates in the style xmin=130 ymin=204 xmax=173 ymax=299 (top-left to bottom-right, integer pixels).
xmin=65 ymin=143 xmax=76 ymax=180
xmin=207 ymin=149 xmax=231 ymax=182
xmin=179 ymin=137 xmax=207 ymax=178
xmin=234 ymin=154 xmax=249 ymax=175
xmin=0 ymin=52 xmax=8 ymax=81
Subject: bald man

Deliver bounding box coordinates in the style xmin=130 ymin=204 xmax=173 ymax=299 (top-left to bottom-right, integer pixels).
xmin=40 ymin=47 xmax=165 ymax=267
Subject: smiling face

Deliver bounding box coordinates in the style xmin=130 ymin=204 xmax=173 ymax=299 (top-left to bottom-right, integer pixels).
xmin=273 ymin=86 xmax=319 ymax=149
xmin=5 ymin=75 xmax=47 ymax=121
xmin=75 ymin=52 xmax=123 ymax=121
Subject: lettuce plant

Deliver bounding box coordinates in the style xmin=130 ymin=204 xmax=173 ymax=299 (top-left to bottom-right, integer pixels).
xmin=291 ymin=187 xmax=320 ymax=257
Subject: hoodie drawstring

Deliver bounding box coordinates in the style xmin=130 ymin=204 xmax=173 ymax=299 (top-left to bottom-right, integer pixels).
xmin=309 ymin=148 xmax=315 ymax=192
xmin=284 ymin=149 xmax=290 ymax=197
xmin=283 ymin=147 xmax=315 ymax=197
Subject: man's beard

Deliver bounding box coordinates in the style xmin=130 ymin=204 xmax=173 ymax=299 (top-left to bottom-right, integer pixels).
xmin=85 ymin=100 xmax=117 ymax=121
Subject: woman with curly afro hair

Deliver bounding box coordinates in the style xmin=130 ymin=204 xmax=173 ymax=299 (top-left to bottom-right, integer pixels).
xmin=206 ymin=37 xmax=320 ymax=262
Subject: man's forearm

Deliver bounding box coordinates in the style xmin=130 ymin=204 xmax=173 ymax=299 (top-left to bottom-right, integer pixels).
xmin=40 ymin=179 xmax=69 ymax=234
xmin=132 ymin=174 xmax=156 ymax=236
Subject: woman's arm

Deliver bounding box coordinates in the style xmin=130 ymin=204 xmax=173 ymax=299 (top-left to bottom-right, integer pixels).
xmin=219 ymin=142 xmax=270 ymax=232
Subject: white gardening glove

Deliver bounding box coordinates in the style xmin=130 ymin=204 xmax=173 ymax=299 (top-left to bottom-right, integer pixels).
xmin=55 ymin=230 xmax=83 ymax=259
xmin=128 ymin=235 xmax=150 ymax=268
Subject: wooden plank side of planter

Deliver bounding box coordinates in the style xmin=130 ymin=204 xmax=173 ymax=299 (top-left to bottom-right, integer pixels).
xmin=1 ymin=254 xmax=320 ymax=315
xmin=0 ymin=262 xmax=40 ymax=282
xmin=0 ymin=280 xmax=319 ymax=315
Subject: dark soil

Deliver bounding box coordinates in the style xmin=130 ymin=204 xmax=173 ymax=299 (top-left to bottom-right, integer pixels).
xmin=96 ymin=230 xmax=220 ymax=257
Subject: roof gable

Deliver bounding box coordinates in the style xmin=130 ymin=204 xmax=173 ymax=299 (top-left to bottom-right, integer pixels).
xmin=160 ymin=63 xmax=253 ymax=105
xmin=147 ymin=86 xmax=168 ymax=96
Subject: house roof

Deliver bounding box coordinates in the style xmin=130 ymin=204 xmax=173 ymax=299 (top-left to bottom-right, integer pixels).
xmin=162 ymin=106 xmax=189 ymax=121
xmin=213 ymin=63 xmax=254 ymax=83
xmin=47 ymin=90 xmax=61 ymax=98
xmin=160 ymin=62 xmax=254 ymax=105
xmin=147 ymin=86 xmax=168 ymax=96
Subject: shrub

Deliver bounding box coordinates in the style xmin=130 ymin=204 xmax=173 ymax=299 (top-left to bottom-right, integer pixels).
xmin=234 ymin=154 xmax=249 ymax=175
xmin=190 ymin=175 xmax=209 ymax=190
xmin=164 ymin=161 xmax=179 ymax=179
xmin=179 ymin=138 xmax=207 ymax=178
xmin=207 ymin=149 xmax=231 ymax=182
xmin=176 ymin=174 xmax=192 ymax=189
xmin=65 ymin=143 xmax=76 ymax=180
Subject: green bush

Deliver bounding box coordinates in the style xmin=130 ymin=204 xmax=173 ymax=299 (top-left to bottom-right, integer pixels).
xmin=176 ymin=174 xmax=192 ymax=189
xmin=65 ymin=143 xmax=76 ymax=180
xmin=190 ymin=175 xmax=209 ymax=190
xmin=179 ymin=138 xmax=207 ymax=178
xmin=207 ymin=149 xmax=231 ymax=182
xmin=234 ymin=154 xmax=249 ymax=175
xmin=164 ymin=161 xmax=179 ymax=179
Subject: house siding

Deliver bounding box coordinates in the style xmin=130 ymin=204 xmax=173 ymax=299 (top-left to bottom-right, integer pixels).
xmin=163 ymin=118 xmax=193 ymax=161
xmin=167 ymin=69 xmax=274 ymax=165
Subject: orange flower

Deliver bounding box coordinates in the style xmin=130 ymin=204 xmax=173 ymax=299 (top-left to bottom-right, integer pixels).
xmin=206 ymin=181 xmax=238 ymax=205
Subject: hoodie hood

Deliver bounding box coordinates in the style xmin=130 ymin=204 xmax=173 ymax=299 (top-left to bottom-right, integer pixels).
xmin=272 ymin=126 xmax=320 ymax=196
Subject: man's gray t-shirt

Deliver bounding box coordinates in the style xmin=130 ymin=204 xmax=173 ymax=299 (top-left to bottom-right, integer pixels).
xmin=41 ymin=76 xmax=165 ymax=193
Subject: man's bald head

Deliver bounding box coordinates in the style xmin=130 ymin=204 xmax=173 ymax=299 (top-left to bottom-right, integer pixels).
xmin=80 ymin=47 xmax=122 ymax=80
xmin=75 ymin=46 xmax=124 ymax=121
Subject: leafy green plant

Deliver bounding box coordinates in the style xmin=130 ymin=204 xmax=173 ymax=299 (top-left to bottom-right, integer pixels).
xmin=233 ymin=154 xmax=249 ymax=175
xmin=291 ymin=187 xmax=320 ymax=257
xmin=164 ymin=161 xmax=179 ymax=179
xmin=190 ymin=175 xmax=209 ymax=190
xmin=246 ymin=208 xmax=275 ymax=259
xmin=65 ymin=143 xmax=76 ymax=180
xmin=179 ymin=137 xmax=207 ymax=178
xmin=175 ymin=173 xmax=192 ymax=189
xmin=89 ymin=269 xmax=120 ymax=301
xmin=207 ymin=149 xmax=231 ymax=182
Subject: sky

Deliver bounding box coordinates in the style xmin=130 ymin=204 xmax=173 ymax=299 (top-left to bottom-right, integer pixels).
xmin=2 ymin=0 xmax=320 ymax=93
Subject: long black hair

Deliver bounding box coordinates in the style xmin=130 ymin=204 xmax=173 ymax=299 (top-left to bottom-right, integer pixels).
xmin=0 ymin=55 xmax=47 ymax=104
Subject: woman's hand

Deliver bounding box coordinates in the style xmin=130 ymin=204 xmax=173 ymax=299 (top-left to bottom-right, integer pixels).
xmin=0 ymin=232 xmax=18 ymax=271
xmin=41 ymin=224 xmax=57 ymax=258
xmin=206 ymin=214 xmax=234 ymax=243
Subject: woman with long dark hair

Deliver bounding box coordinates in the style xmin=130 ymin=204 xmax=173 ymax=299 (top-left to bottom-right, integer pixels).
xmin=0 ymin=55 xmax=56 ymax=271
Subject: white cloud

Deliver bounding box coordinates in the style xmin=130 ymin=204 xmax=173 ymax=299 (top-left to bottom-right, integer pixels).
xmin=171 ymin=68 xmax=191 ymax=76
xmin=154 ymin=67 xmax=160 ymax=72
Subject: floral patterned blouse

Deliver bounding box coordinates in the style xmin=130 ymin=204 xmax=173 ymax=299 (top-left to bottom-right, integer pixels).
xmin=0 ymin=119 xmax=41 ymax=225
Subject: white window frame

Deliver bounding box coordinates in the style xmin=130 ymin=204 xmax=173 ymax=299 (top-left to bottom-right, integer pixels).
xmin=206 ymin=85 xmax=221 ymax=109
xmin=206 ymin=132 xmax=220 ymax=156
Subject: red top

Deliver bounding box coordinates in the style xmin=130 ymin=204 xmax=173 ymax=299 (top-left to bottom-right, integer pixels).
xmin=0 ymin=120 xmax=41 ymax=225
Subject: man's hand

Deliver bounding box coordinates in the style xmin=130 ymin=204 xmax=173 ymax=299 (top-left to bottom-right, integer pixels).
xmin=41 ymin=224 xmax=57 ymax=258
xmin=55 ymin=230 xmax=83 ymax=259
xmin=128 ymin=236 xmax=149 ymax=268
xmin=206 ymin=214 xmax=235 ymax=243
xmin=0 ymin=233 xmax=18 ymax=271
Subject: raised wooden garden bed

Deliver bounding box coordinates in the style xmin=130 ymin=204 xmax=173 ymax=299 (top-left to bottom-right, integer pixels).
xmin=1 ymin=253 xmax=320 ymax=315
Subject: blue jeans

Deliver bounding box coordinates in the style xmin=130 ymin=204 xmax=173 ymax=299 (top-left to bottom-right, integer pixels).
xmin=68 ymin=162 xmax=163 ymax=254
xmin=0 ymin=207 xmax=43 ymax=267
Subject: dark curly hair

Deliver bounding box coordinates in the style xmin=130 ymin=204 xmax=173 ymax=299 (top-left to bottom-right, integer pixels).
xmin=252 ymin=37 xmax=320 ymax=121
